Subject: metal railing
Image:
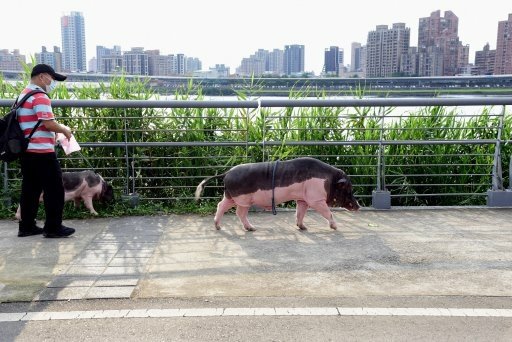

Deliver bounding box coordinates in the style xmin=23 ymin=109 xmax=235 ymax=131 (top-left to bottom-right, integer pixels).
xmin=1 ymin=97 xmax=511 ymax=207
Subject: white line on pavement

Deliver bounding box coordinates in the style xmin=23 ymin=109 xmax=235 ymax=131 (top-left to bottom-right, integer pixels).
xmin=1 ymin=307 xmax=512 ymax=322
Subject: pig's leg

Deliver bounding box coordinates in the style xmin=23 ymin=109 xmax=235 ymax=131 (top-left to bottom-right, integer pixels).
xmin=16 ymin=192 xmax=43 ymax=219
xmin=214 ymin=196 xmax=235 ymax=230
xmin=73 ymin=199 xmax=81 ymax=208
xmin=15 ymin=205 xmax=21 ymax=220
xmin=235 ymin=205 xmax=255 ymax=231
xmin=295 ymin=200 xmax=308 ymax=230
xmin=64 ymin=192 xmax=74 ymax=202
xmin=309 ymin=200 xmax=338 ymax=230
xmin=82 ymin=196 xmax=99 ymax=215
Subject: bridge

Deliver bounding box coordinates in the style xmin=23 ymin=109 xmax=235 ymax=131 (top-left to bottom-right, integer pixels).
xmin=2 ymin=70 xmax=512 ymax=95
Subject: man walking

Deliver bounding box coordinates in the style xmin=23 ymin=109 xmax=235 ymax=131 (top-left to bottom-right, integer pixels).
xmin=17 ymin=64 xmax=75 ymax=238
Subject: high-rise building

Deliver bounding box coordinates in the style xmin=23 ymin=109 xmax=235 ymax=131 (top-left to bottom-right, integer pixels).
xmin=268 ymin=49 xmax=284 ymax=76
xmin=61 ymin=11 xmax=86 ymax=72
xmin=176 ymin=54 xmax=186 ymax=75
xmin=146 ymin=50 xmax=170 ymax=76
xmin=400 ymin=47 xmax=419 ymax=76
xmin=417 ymin=10 xmax=467 ymax=76
xmin=366 ymin=23 xmax=410 ymax=78
xmin=495 ymin=13 xmax=512 ymax=75
xmin=185 ymin=57 xmax=202 ymax=74
xmin=35 ymin=46 xmax=63 ymax=72
xmin=97 ymin=45 xmax=122 ymax=74
xmin=360 ymin=45 xmax=367 ymax=76
xmin=474 ymin=43 xmax=496 ymax=75
xmin=457 ymin=44 xmax=470 ymax=74
xmin=283 ymin=44 xmax=305 ymax=76
xmin=236 ymin=48 xmax=284 ymax=76
xmin=350 ymin=42 xmax=362 ymax=72
xmin=123 ymin=47 xmax=149 ymax=76
xmin=147 ymin=51 xmax=184 ymax=76
xmin=88 ymin=57 xmax=97 ymax=73
xmin=237 ymin=57 xmax=265 ymax=76
xmin=323 ymin=46 xmax=343 ymax=76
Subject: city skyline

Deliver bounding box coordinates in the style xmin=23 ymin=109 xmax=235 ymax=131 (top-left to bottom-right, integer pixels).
xmin=1 ymin=0 xmax=511 ymax=74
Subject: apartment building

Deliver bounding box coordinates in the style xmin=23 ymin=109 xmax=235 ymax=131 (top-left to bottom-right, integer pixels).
xmin=268 ymin=49 xmax=284 ymax=76
xmin=236 ymin=48 xmax=286 ymax=76
xmin=61 ymin=12 xmax=86 ymax=72
xmin=474 ymin=43 xmax=496 ymax=75
xmin=0 ymin=49 xmax=26 ymax=71
xmin=366 ymin=23 xmax=410 ymax=78
xmin=35 ymin=46 xmax=63 ymax=72
xmin=284 ymin=44 xmax=305 ymax=76
xmin=350 ymin=42 xmax=362 ymax=72
xmin=96 ymin=46 xmax=122 ymax=74
xmin=417 ymin=10 xmax=468 ymax=76
xmin=123 ymin=47 xmax=149 ymax=76
xmin=495 ymin=13 xmax=512 ymax=75
xmin=323 ymin=46 xmax=343 ymax=76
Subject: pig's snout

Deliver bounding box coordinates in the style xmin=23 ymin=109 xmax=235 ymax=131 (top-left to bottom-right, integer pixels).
xmin=344 ymin=199 xmax=360 ymax=211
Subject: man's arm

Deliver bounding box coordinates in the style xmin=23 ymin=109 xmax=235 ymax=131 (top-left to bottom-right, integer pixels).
xmin=42 ymin=120 xmax=72 ymax=140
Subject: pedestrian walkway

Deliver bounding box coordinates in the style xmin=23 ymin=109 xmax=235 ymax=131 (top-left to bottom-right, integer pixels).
xmin=1 ymin=207 xmax=512 ymax=303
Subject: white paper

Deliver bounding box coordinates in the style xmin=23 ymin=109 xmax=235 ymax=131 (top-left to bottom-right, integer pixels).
xmin=56 ymin=133 xmax=81 ymax=155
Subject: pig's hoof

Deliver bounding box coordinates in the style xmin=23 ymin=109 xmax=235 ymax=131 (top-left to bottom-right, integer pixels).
xmin=330 ymin=225 xmax=338 ymax=230
xmin=297 ymin=224 xmax=307 ymax=230
xmin=245 ymin=226 xmax=256 ymax=232
xmin=215 ymin=224 xmax=221 ymax=230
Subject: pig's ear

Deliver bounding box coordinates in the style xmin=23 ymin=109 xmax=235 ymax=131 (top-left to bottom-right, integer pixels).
xmin=336 ymin=178 xmax=348 ymax=188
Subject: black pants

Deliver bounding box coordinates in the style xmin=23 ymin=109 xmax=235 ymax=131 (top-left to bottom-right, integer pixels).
xmin=20 ymin=152 xmax=64 ymax=231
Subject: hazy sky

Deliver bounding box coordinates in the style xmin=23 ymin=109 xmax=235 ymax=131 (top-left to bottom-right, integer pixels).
xmin=2 ymin=0 xmax=510 ymax=74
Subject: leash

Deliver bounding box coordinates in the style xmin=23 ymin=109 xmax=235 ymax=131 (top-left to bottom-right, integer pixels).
xmin=76 ymin=150 xmax=96 ymax=172
xmin=56 ymin=140 xmax=96 ymax=172
xmin=271 ymin=160 xmax=279 ymax=215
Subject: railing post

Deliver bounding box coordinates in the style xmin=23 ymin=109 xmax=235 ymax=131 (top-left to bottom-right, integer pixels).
xmin=487 ymin=105 xmax=512 ymax=206
xmin=124 ymin=108 xmax=130 ymax=195
xmin=257 ymin=99 xmax=262 ymax=162
xmin=509 ymin=154 xmax=512 ymax=190
xmin=491 ymin=105 xmax=505 ymax=191
xmin=120 ymin=108 xmax=139 ymax=207
xmin=376 ymin=106 xmax=385 ymax=191
xmin=372 ymin=106 xmax=391 ymax=209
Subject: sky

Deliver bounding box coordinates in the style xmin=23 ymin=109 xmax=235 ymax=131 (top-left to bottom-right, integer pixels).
xmin=1 ymin=0 xmax=510 ymax=75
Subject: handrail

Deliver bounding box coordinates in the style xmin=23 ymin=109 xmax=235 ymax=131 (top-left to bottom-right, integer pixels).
xmin=1 ymin=96 xmax=512 ymax=108
xmin=76 ymin=139 xmax=504 ymax=148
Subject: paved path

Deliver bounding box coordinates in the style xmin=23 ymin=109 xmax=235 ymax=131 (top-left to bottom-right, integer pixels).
xmin=1 ymin=207 xmax=512 ymax=303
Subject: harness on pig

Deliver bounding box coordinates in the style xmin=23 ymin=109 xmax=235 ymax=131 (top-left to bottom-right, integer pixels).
xmin=271 ymin=160 xmax=279 ymax=215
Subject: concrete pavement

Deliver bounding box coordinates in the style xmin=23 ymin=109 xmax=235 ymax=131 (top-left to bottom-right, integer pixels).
xmin=1 ymin=207 xmax=512 ymax=303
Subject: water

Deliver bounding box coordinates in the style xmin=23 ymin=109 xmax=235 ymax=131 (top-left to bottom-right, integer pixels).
xmin=159 ymin=94 xmax=501 ymax=118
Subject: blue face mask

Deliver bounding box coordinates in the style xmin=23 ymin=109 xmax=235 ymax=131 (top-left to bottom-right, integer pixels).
xmin=45 ymin=79 xmax=57 ymax=93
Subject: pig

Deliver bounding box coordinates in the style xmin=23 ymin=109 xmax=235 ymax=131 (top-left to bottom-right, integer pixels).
xmin=195 ymin=157 xmax=360 ymax=231
xmin=15 ymin=170 xmax=114 ymax=220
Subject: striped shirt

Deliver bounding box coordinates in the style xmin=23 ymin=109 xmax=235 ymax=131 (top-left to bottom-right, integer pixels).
xmin=16 ymin=84 xmax=55 ymax=153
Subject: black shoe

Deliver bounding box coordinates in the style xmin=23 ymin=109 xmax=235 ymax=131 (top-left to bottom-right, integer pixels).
xmin=43 ymin=225 xmax=75 ymax=238
xmin=18 ymin=226 xmax=44 ymax=237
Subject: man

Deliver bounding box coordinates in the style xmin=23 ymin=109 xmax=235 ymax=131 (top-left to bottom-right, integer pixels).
xmin=17 ymin=64 xmax=75 ymax=238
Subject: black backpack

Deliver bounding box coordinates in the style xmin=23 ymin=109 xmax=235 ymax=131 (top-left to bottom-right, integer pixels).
xmin=0 ymin=90 xmax=45 ymax=162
